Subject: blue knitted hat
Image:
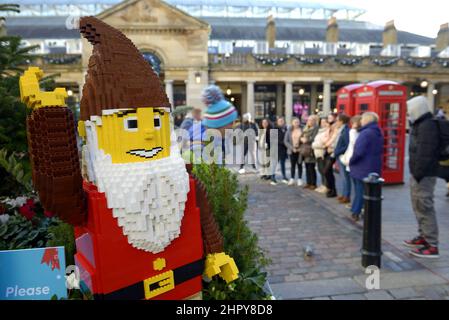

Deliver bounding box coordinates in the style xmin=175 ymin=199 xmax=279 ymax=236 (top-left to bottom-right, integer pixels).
xmin=202 ymin=85 xmax=224 ymax=106
xmin=202 ymin=85 xmax=238 ymax=129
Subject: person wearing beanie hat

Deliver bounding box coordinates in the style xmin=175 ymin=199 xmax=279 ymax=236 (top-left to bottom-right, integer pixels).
xmin=202 ymin=85 xmax=238 ymax=131
xmin=404 ymin=95 xmax=441 ymax=259
xmin=20 ymin=16 xmax=238 ymax=300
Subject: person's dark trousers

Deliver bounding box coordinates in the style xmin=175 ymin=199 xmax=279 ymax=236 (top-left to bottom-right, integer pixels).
xmin=316 ymin=157 xmax=327 ymax=187
xmin=324 ymin=156 xmax=336 ymax=193
xmin=351 ymin=178 xmax=364 ymax=216
xmin=305 ymin=162 xmax=317 ymax=186
xmin=290 ymin=152 xmax=302 ymax=179
xmin=279 ymin=155 xmax=287 ymax=180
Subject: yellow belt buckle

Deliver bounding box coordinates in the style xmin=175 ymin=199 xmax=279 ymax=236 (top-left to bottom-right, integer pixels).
xmin=143 ymin=270 xmax=175 ymax=299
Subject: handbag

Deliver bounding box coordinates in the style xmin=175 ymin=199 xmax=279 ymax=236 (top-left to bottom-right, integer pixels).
xmin=299 ymin=143 xmax=313 ymax=158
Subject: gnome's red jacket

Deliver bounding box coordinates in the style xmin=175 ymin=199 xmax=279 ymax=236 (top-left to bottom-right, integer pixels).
xmin=26 ymin=106 xmax=224 ymax=299
xmin=74 ymin=176 xmax=207 ymax=300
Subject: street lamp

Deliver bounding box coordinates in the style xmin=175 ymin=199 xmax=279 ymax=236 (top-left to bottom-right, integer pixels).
xmin=226 ymin=85 xmax=232 ymax=96
xmin=318 ymin=94 xmax=323 ymax=100
xmin=298 ymin=88 xmax=305 ymax=96
xmin=432 ymin=89 xmax=438 ymax=95
xmin=67 ymin=90 xmax=73 ymax=96
xmin=420 ymin=80 xmax=428 ymax=88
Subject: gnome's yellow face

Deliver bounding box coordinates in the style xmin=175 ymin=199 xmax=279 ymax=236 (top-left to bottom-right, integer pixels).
xmin=79 ymin=107 xmax=171 ymax=163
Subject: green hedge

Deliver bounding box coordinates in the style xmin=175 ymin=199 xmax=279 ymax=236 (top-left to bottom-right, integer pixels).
xmin=193 ymin=163 xmax=272 ymax=300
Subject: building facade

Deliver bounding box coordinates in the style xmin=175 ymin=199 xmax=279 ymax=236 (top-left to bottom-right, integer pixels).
xmin=5 ymin=0 xmax=449 ymax=123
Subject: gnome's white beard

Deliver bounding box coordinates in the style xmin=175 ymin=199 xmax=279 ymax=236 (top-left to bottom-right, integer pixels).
xmin=83 ymin=122 xmax=189 ymax=254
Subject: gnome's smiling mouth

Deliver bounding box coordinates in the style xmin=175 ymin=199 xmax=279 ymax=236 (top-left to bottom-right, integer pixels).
xmin=127 ymin=147 xmax=163 ymax=159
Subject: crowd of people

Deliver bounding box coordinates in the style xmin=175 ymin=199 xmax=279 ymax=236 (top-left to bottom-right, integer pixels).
xmin=177 ymin=85 xmax=448 ymax=259
xmin=176 ymin=85 xmax=385 ymax=223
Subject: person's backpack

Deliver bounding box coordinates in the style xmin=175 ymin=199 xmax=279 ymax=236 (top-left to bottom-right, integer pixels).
xmin=435 ymin=118 xmax=449 ymax=165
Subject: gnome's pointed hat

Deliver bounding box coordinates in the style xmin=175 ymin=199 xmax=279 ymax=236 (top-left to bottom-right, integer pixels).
xmin=79 ymin=16 xmax=170 ymax=121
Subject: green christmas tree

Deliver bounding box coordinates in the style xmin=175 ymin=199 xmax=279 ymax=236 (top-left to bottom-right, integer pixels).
xmin=0 ymin=5 xmax=39 ymax=196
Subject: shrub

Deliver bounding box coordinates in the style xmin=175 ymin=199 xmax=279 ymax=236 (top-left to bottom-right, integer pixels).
xmin=46 ymin=222 xmax=76 ymax=267
xmin=193 ymin=163 xmax=271 ymax=300
xmin=0 ymin=196 xmax=76 ymax=266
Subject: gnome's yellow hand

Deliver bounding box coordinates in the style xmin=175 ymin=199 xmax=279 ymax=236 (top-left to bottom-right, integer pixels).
xmin=19 ymin=67 xmax=67 ymax=109
xmin=204 ymin=253 xmax=239 ymax=284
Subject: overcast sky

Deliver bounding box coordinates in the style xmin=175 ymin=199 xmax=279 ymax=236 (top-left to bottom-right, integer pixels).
xmin=323 ymin=0 xmax=449 ymax=38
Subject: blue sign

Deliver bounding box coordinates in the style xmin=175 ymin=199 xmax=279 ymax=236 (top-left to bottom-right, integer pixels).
xmin=0 ymin=247 xmax=67 ymax=300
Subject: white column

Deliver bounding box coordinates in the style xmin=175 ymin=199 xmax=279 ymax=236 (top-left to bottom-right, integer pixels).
xmin=323 ymin=79 xmax=333 ymax=115
xmin=276 ymin=84 xmax=283 ymax=117
xmin=247 ymin=81 xmax=255 ymax=118
xmin=164 ymin=79 xmax=174 ymax=107
xmin=79 ymin=68 xmax=87 ymax=100
xmin=78 ymin=83 xmax=84 ymax=100
xmin=285 ymin=81 xmax=293 ymax=124
xmin=427 ymin=82 xmax=436 ymax=113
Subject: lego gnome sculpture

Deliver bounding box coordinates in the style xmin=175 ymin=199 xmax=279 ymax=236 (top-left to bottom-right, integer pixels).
xmin=19 ymin=16 xmax=238 ymax=300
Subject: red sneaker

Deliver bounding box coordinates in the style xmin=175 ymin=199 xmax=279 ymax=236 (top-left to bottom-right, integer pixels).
xmin=409 ymin=245 xmax=440 ymax=259
xmin=403 ymin=236 xmax=428 ymax=248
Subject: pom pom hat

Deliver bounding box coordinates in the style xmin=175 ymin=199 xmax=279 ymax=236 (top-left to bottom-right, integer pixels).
xmin=202 ymin=85 xmax=238 ymax=129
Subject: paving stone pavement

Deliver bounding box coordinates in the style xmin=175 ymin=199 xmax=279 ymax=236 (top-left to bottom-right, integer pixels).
xmin=235 ymin=160 xmax=449 ymax=300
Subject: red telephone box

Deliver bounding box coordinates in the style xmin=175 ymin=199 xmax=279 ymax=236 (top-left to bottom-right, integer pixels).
xmin=336 ymin=83 xmax=363 ymax=116
xmin=354 ymin=81 xmax=407 ymax=184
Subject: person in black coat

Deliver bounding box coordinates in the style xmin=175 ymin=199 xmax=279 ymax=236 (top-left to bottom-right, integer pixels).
xmin=334 ymin=114 xmax=351 ymax=204
xmin=276 ymin=117 xmax=289 ymax=183
xmin=404 ymin=96 xmax=441 ymax=259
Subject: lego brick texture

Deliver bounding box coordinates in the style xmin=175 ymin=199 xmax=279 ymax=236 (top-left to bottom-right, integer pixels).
xmin=79 ymin=16 xmax=170 ymax=121
xmin=27 ymin=107 xmax=85 ymax=225
xmin=193 ymin=177 xmax=224 ymax=255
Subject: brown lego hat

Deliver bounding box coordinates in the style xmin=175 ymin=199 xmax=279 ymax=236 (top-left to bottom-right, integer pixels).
xmin=79 ymin=16 xmax=170 ymax=121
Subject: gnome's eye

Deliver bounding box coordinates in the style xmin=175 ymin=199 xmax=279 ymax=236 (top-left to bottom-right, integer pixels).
xmin=154 ymin=115 xmax=161 ymax=130
xmin=124 ymin=117 xmax=138 ymax=132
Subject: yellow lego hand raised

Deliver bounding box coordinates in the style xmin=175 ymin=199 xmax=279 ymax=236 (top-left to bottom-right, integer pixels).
xmin=204 ymin=253 xmax=239 ymax=284
xmin=19 ymin=67 xmax=68 ymax=109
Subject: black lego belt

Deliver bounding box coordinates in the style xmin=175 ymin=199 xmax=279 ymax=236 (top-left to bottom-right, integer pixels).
xmin=94 ymin=259 xmax=205 ymax=300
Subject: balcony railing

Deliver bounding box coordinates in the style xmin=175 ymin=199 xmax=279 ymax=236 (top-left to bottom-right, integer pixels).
xmin=30 ymin=54 xmax=82 ymax=66
xmin=209 ymin=53 xmax=449 ymax=70
xmin=27 ymin=52 xmax=449 ymax=73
